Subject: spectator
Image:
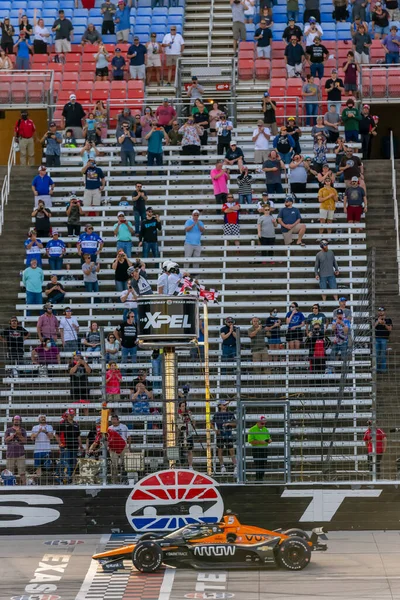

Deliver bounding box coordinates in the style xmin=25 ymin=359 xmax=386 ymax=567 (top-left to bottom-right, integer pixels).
xmin=192 ymin=99 xmax=209 ymax=146
xmin=371 ymin=2 xmax=390 ymax=40
xmin=115 ymin=0 xmax=132 ymax=42
xmin=255 ymin=18 xmax=272 ymax=63
xmin=211 ymin=402 xmax=237 ymax=474
xmin=273 ymin=126 xmax=294 ymax=164
xmin=155 ymin=99 xmax=177 ymax=134
xmin=132 ymin=182 xmax=147 ymax=235
xmin=0 ymin=48 xmax=12 ymax=69
xmin=184 ymin=209 xmax=205 ymax=274
xmin=248 ymin=317 xmax=269 ymax=372
xmin=313 ymin=133 xmax=328 ymax=172
xmin=230 ymin=0 xmax=247 ymax=54
xmin=305 ymin=323 xmax=331 ymax=373
xmin=351 ymin=15 xmax=368 ymax=39
xmin=162 ymin=26 xmax=185 ymax=86
xmin=69 ymin=351 xmax=92 ymax=407
xmin=353 ymin=23 xmax=372 ymax=63
xmin=52 ymin=9 xmax=74 ymax=55
xmin=106 ymin=333 xmax=120 ymax=361
xmin=209 ymin=102 xmax=224 ymax=137
xmin=129 ymin=263 xmax=153 ymax=298
xmin=59 ymin=308 xmax=80 ymax=352
xmin=131 ymin=382 xmax=152 ymax=419
xmin=80 ymin=140 xmax=99 ymax=165
xmin=94 ymin=42 xmax=109 ymax=81
xmin=351 ymin=0 xmax=368 ymax=22
xmin=82 ymin=23 xmax=102 ymax=45
xmin=101 ymin=0 xmax=117 ymax=35
xmin=82 ymin=322 xmax=101 ymax=353
xmin=252 ymin=119 xmax=271 ymax=165
xmin=222 ymin=196 xmax=241 ymax=247
xmin=265 ymin=309 xmax=281 ymax=359
xmin=37 ymin=302 xmax=59 ymax=345
xmin=324 ymin=104 xmax=340 ymax=144
xmin=305 ymin=302 xmax=327 ymax=334
xmin=18 ymin=9 xmax=33 ymax=40
xmin=237 ymin=165 xmax=253 ymax=207
xmin=359 ymin=103 xmax=377 ymax=160
xmin=32 ymin=201 xmax=51 ymax=238
xmin=23 ymin=259 xmax=43 ymax=314
xmin=289 ymin=154 xmax=308 ymax=195
xmin=66 ymin=195 xmax=84 ymax=237
xmin=211 ymin=162 xmax=231 ymax=209
xmin=84 ymin=111 xmax=102 ymax=144
xmin=168 ymin=120 xmax=183 ymax=145
xmin=331 ymin=309 xmax=351 ymax=361
xmin=315 ymin=239 xmax=339 ymax=301
xmin=382 ymin=25 xmax=400 ymax=64
xmin=46 ymin=230 xmax=66 ymax=271
xmin=363 ymin=420 xmax=387 ymax=478
xmin=132 ymin=368 xmax=153 ymax=395
xmin=55 ymin=409 xmax=83 ymax=482
xmin=63 ymin=129 xmax=77 ymax=147
xmin=343 ymin=51 xmax=360 ymax=98
xmin=77 ymin=224 xmax=104 ymax=263
xmin=224 ymin=140 xmax=245 ymax=170
xmin=138 ymin=206 xmax=161 ymax=259
xmin=334 ymin=136 xmax=346 ymax=171
xmin=145 ymin=121 xmax=169 ymax=171
xmin=113 ymin=211 xmax=135 ymax=258
xmin=286 ymin=116 xmax=302 ymax=155
xmin=5 ymin=415 xmax=27 ymax=485
xmin=32 ymin=166 xmax=54 ymax=209
xmin=178 ymin=118 xmax=203 ymax=164
xmin=40 ymin=122 xmax=62 ymax=169
xmin=306 ymin=36 xmax=329 ymax=79
xmin=248 ymin=416 xmax=271 ymax=482
xmin=261 ymin=93 xmax=278 ymax=136
xmin=118 ymin=121 xmax=136 ymax=173
xmin=30 ymin=415 xmax=55 ymax=478
xmin=0 ymin=317 xmax=29 ymax=367
xmin=24 ymin=229 xmax=43 ymax=267
xmin=127 ymin=35 xmax=147 ymax=80
xmin=258 ymin=3 xmax=273 ymax=19
xmin=311 ymin=115 xmax=328 ymax=141
xmin=341 ymin=99 xmax=361 ymax=143
xmin=112 ymin=249 xmax=132 ymax=292
xmin=145 ymin=32 xmax=162 ymax=86
xmin=81 ymin=159 xmax=106 ymax=208
xmin=332 ymin=0 xmax=349 ymax=21
xmin=257 ymin=203 xmax=277 ymax=258
xmin=302 ymin=74 xmax=320 ymax=127
xmin=14 ymin=31 xmax=32 ymax=69
xmin=62 ymin=94 xmax=86 ymax=139
xmin=82 ymin=253 xmax=100 ymax=294
xmin=111 ymin=46 xmax=126 ymax=80
xmin=262 ymin=149 xmax=285 ymax=195
xmin=44 ymin=276 xmax=65 ymax=308
xmin=318 ymin=178 xmax=338 ymax=235
xmin=33 ymin=9 xmax=51 ymax=54
xmin=244 ymin=0 xmax=256 ymax=22
xmin=60 ymin=263 xmax=76 ymax=284
xmin=105 ymin=363 xmax=122 ymax=401
xmin=325 ymin=69 xmax=345 ymax=115
xmin=114 ymin=312 xmax=138 ymax=369
xmin=284 ymin=35 xmax=305 ymax=77
xmin=333 ymin=296 xmax=352 ymax=321
xmin=220 ymin=316 xmax=238 ymax=363
xmin=108 ymin=414 xmax=130 ymax=482
xmin=187 ymin=76 xmax=205 ymax=105
xmin=317 ymin=163 xmax=336 ymax=189
xmin=282 ymin=18 xmax=302 ymax=43
xmin=304 ymin=17 xmax=323 ymax=47
xmin=0 ymin=17 xmax=15 ymax=55
xmin=177 ymin=400 xmax=195 ymax=469
xmin=278 ymin=195 xmax=306 ymax=246
xmin=285 ymin=301 xmax=305 ymax=357
xmin=304 ymin=0 xmax=321 ymax=23
xmin=117 ymin=107 xmax=134 ymax=136
xmin=375 ymin=306 xmax=393 ymax=373
xmin=32 ymin=338 xmax=60 ymax=366
xmin=216 ymin=113 xmax=234 ymax=155
xmin=14 ymin=110 xmax=36 ymax=168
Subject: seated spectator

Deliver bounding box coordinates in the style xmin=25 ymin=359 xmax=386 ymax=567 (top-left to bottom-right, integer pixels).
xmin=317 ymin=163 xmax=336 ymax=187
xmin=277 ymin=195 xmax=306 ymax=246
xmin=216 ymin=113 xmax=234 ymax=155
xmin=311 ymin=116 xmax=328 ymax=140
xmin=32 ymin=338 xmax=60 ymax=365
xmin=60 ymin=262 xmax=76 ymax=284
xmin=302 ymin=74 xmax=320 ymax=127
xmin=106 ymin=333 xmax=120 ymax=361
xmin=146 ymin=33 xmax=162 ymax=86
xmin=224 ymin=140 xmax=245 ymax=170
xmin=32 ymin=166 xmax=55 ymax=209
xmin=32 ymin=201 xmax=51 ymax=238
xmin=315 ymin=239 xmax=340 ymax=301
xmin=25 ymin=229 xmax=43 ymax=267
xmin=156 ymin=99 xmax=177 ymax=134
xmin=211 ymin=160 xmax=230 ymax=204
xmin=262 ymin=149 xmax=285 ymax=195
xmin=324 ymin=104 xmax=340 ymax=143
xmin=82 ymin=322 xmax=101 ymax=353
xmin=127 ymin=36 xmax=147 ymax=81
xmin=187 ymin=76 xmax=205 ymax=105
xmin=192 ymin=100 xmax=209 ymax=146
xmin=305 ymin=303 xmax=327 ymax=334
xmin=339 ymin=145 xmax=363 ymax=185
xmin=286 ymin=117 xmax=301 ymax=154
xmin=113 ymin=250 xmax=133 ymax=291
xmin=371 ymin=3 xmax=390 ymax=40
xmin=82 ymin=23 xmax=102 ymax=45
xmin=262 ymin=93 xmax=278 ymax=136
xmin=0 ymin=48 xmax=12 ymax=69
xmin=106 ymin=362 xmax=122 ymax=401
xmin=252 ymin=119 xmax=271 ymax=165
xmin=179 ymin=119 xmax=203 ymax=164
xmin=115 ymin=0 xmax=132 ymax=43
xmin=325 ymin=69 xmax=345 ymax=114
xmin=273 ymin=126 xmax=294 ymax=164
xmin=254 ymin=18 xmax=272 ymax=63
xmin=63 ymin=129 xmax=77 ymax=147
xmin=257 ymin=203 xmax=277 ymax=257
xmin=82 ymin=253 xmax=100 ymax=294
xmin=222 ymin=195 xmax=241 ymax=246
xmin=353 ymin=23 xmax=372 ymax=63
xmin=94 ymin=43 xmax=109 ymax=82
xmin=44 ymin=276 xmax=66 ymax=307
xmin=382 ymin=25 xmax=400 ymax=64
xmin=343 ymin=176 xmax=367 ymax=232
xmin=313 ymin=134 xmax=328 ymax=172
xmin=33 ymin=9 xmax=51 ymax=55
xmin=304 ymin=17 xmax=323 ymax=46
xmin=265 ymin=309 xmax=282 ymax=359
xmin=131 ymin=382 xmax=152 ymax=415
xmin=306 ymin=36 xmax=329 ymax=79
xmin=0 ymin=17 xmax=15 ymax=55
xmin=145 ymin=121 xmax=169 ymax=171
xmin=14 ymin=32 xmax=32 ymax=70
xmin=332 ymin=0 xmax=349 ymax=22
xmin=37 ymin=302 xmax=59 ymax=344
xmin=285 ymin=301 xmax=305 ymax=358
xmin=52 ymin=9 xmax=74 ymax=56
xmin=111 ymin=47 xmax=126 ymax=80
xmin=282 ymin=18 xmax=302 ymax=43
xmin=331 ymin=309 xmax=351 ymax=362
xmin=289 ymin=154 xmax=308 ymax=195
xmin=209 ymin=102 xmax=224 ymax=137
xmin=168 ymin=120 xmax=183 ymax=145
xmin=22 ymin=258 xmax=44 ymax=314
xmin=284 ymin=35 xmax=305 ymax=77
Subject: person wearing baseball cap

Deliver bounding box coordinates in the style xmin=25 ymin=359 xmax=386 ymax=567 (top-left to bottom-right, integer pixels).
xmin=127 ymin=35 xmax=147 ymax=81
xmin=5 ymin=415 xmax=27 ymax=484
xmin=40 ymin=122 xmax=63 ymax=169
xmin=184 ymin=209 xmax=205 ymax=275
xmin=32 ymin=165 xmax=55 ymax=209
xmin=211 ymin=402 xmax=237 ymax=474
xmin=61 ymin=94 xmax=86 ymax=140
xmin=220 ymin=317 xmax=237 ymax=371
xmin=224 ymin=140 xmax=245 ymax=170
xmin=359 ymin=103 xmax=377 ymax=160
xmin=114 ymin=211 xmax=135 ymax=258
xmin=247 ymin=417 xmax=271 ymax=482
xmin=375 ymin=307 xmax=393 ymax=373
xmin=343 ymin=175 xmax=366 ymax=233
xmin=52 ymin=9 xmax=73 ymax=55
xmin=115 ymin=0 xmax=132 ymax=43
xmin=315 ymin=239 xmax=340 ymax=302
xmin=304 ymin=15 xmax=322 ymax=47
xmin=282 ymin=18 xmax=303 ymax=43
xmin=46 ymin=229 xmax=66 ymax=272
xmin=111 ymin=47 xmax=126 ymax=80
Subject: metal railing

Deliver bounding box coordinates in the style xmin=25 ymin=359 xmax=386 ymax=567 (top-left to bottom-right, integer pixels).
xmin=390 ymin=130 xmax=400 ymax=295
xmin=207 ymin=0 xmax=215 ymax=66
xmin=0 ymin=141 xmax=16 ymax=236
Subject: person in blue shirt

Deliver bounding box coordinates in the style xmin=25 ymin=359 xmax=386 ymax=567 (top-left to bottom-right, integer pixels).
xmin=277 ymin=195 xmax=307 ymax=246
xmin=81 ymin=159 xmax=105 ymax=207
xmin=111 ymin=47 xmax=126 ymax=80
xmin=25 ymin=230 xmax=43 ymax=267
xmin=77 ymin=224 xmax=104 ymax=264
xmin=115 ymin=0 xmax=132 ymax=43
xmin=14 ymin=31 xmax=32 ymax=70
xmin=127 ymin=36 xmax=147 ymax=80
xmin=46 ymin=230 xmax=66 ymax=271
xmin=117 ymin=122 xmax=136 ymax=174
xmin=285 ymin=301 xmax=305 ymax=356
xmin=184 ymin=209 xmax=205 ymax=274
xmin=31 ymin=166 xmax=55 ymax=209
xmin=145 ymin=121 xmax=170 ymax=172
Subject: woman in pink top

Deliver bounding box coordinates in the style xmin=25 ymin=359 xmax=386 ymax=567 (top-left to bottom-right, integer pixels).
xmin=210 ymin=159 xmax=230 ymax=204
xmin=209 ymin=102 xmax=224 ymax=137
xmin=106 ymin=362 xmax=122 ymax=401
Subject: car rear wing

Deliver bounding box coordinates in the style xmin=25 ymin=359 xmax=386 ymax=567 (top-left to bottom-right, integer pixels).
xmin=310 ymin=527 xmax=328 ymax=551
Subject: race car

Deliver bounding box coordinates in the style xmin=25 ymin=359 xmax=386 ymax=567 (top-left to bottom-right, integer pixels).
xmin=92 ymin=512 xmax=327 ymax=572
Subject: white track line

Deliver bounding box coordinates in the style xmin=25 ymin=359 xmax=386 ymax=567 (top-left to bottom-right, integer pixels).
xmin=159 ymin=567 xmax=176 ymax=600
xmin=75 ymin=534 xmax=111 ymax=600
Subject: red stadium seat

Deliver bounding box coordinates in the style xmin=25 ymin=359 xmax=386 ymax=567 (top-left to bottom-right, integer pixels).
xmin=11 ymin=82 xmax=27 ymax=103
xmin=31 ymin=62 xmax=48 ymax=71
xmin=92 ymin=81 xmax=110 ymax=101
xmin=238 ymin=58 xmax=254 ymax=80
xmin=83 ymin=44 xmax=99 ymax=53
xmin=239 ymin=41 xmax=255 ymax=51
xmin=255 ymin=58 xmax=270 ymax=80
xmin=239 ymin=50 xmax=255 ymax=60
xmin=371 ymin=74 xmax=387 ymax=97
xmin=0 ymin=82 xmax=11 ymax=103
xmin=58 ymin=90 xmax=75 ymax=103
xmin=82 ymin=52 xmax=97 ymax=62
xmin=65 ymin=52 xmax=83 ymax=62
xmin=270 ymin=67 xmax=287 ymax=78
xmin=32 ymin=54 xmax=49 ymax=65
xmin=269 ymin=78 xmax=287 ymax=96
xmin=47 ymin=62 xmax=64 ymax=73
xmin=63 ymin=71 xmax=80 ymax=82
xmin=127 ymin=80 xmax=145 ymax=92
xmin=64 ymin=61 xmax=81 ymax=71
xmin=27 ymin=81 xmax=44 ymax=103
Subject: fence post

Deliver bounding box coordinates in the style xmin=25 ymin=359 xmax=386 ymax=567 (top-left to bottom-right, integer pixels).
xmin=100 ymin=326 xmax=108 ymax=485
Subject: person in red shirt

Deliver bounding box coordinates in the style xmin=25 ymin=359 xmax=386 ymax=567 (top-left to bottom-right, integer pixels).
xmin=222 ymin=195 xmax=241 ymax=247
xmin=155 ymin=99 xmax=177 ymax=134
xmin=363 ymin=420 xmax=387 ymax=478
xmin=14 ymin=110 xmax=36 ymax=166
xmin=106 ymin=361 xmax=122 ymax=401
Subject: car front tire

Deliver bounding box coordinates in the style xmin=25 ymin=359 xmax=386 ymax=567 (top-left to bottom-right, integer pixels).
xmin=132 ymin=541 xmax=163 ymax=573
xmin=276 ymin=537 xmax=311 ymax=571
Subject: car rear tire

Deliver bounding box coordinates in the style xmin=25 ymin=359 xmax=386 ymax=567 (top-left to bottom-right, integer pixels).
xmin=132 ymin=541 xmax=163 ymax=573
xmin=138 ymin=533 xmax=159 ymax=542
xmin=276 ymin=537 xmax=311 ymax=571
xmin=283 ymin=528 xmax=311 ymax=542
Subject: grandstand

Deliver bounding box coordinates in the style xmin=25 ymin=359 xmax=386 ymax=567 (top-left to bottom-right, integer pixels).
xmin=0 ymin=0 xmax=398 ymax=486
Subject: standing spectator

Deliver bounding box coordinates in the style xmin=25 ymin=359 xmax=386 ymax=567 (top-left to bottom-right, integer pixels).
xmin=306 ymin=36 xmax=329 ymax=79
xmin=341 ymin=99 xmax=361 ymax=142
xmin=112 ymin=250 xmax=132 ymax=292
xmin=0 ymin=17 xmax=15 ymax=55
xmin=262 ymin=93 xmax=278 ymax=136
xmin=278 ymin=195 xmax=307 ymax=246
xmin=111 ymin=47 xmax=126 ymax=80
xmin=33 ymin=10 xmax=51 ymax=54
xmin=82 ymin=254 xmax=100 ymax=294
xmin=211 ymin=160 xmax=230 ymax=205
xmin=115 ymin=0 xmax=132 ymax=43
xmin=371 ymin=2 xmax=390 ymax=40
xmin=62 ymin=94 xmax=86 ymax=140
xmin=81 ymin=160 xmax=106 ymax=208
xmin=331 ymin=309 xmax=351 ymax=361
xmin=44 ymin=275 xmax=65 ymax=308
xmin=304 ymin=18 xmax=323 ymax=46
xmin=14 ymin=31 xmax=32 ymax=70
xmin=351 ymin=0 xmax=368 ymax=22
xmin=363 ymin=420 xmax=387 ymax=478
xmin=32 ymin=201 xmax=51 ymax=238
xmin=285 ymin=301 xmax=305 ymax=358
xmin=155 ymin=99 xmax=177 ymax=134
xmin=375 ymin=306 xmax=393 ymax=373
xmin=138 ymin=207 xmax=161 ymax=259
xmin=168 ymin=120 xmax=182 ymax=146
xmin=162 ymin=26 xmax=185 ymax=86
xmin=324 ymin=104 xmax=341 ymax=143
xmin=145 ymin=121 xmax=169 ymax=171
xmin=216 ymin=113 xmax=234 ymax=155
xmin=146 ymin=33 xmax=162 ymax=86
xmin=108 ymin=414 xmax=131 ymax=482
xmin=80 ymin=140 xmax=100 ymax=165
xmin=333 ymin=296 xmax=352 ymax=321
xmin=284 ymin=35 xmax=305 ymax=77
xmin=184 ymin=209 xmax=205 ymax=274
xmin=252 ymin=120 xmax=271 ymax=165
xmin=224 ymin=140 xmax=245 ymax=169
xmin=32 ymin=166 xmax=54 ymax=209
xmin=289 ymin=154 xmax=308 ymax=195
xmin=187 ymin=76 xmax=205 ymax=106
xmin=333 ymin=0 xmax=349 ymax=21
xmin=339 ymin=145 xmax=363 ymax=186
xmin=325 ymin=69 xmax=345 ymax=115
xmin=343 ymin=176 xmax=366 ymax=233
xmin=82 ymin=23 xmax=102 ymax=46
xmin=77 ymin=224 xmax=104 ymax=263
xmin=41 ymin=122 xmax=62 ymax=169
xmin=14 ymin=110 xmax=36 ymax=167
xmin=66 ymin=195 xmax=84 ymax=238
xmin=254 ymin=18 xmax=273 ymax=64
xmin=30 ymin=415 xmax=54 ymax=478
xmin=220 ymin=316 xmax=238 ymax=363
xmin=230 ymin=0 xmax=247 ymax=54
xmin=222 ymin=196 xmax=241 ymax=247
xmin=248 ymin=317 xmax=269 ymax=372
xmin=305 ymin=303 xmax=327 ymax=334
xmin=305 ymin=323 xmax=330 ymax=373
xmin=94 ymin=43 xmax=109 ymax=81
xmin=313 ymin=134 xmax=328 ymax=172
xmin=209 ymin=102 xmax=224 ymax=137
xmin=351 ymin=15 xmax=369 ymax=40
xmin=211 ymin=402 xmax=237 ymax=474
xmin=318 ymin=178 xmax=338 ymax=235
xmin=24 ymin=230 xmax=43 ymax=267
xmin=315 ymin=239 xmax=339 ymax=301
xmin=0 ymin=318 xmax=29 ymax=367
xmin=302 ymin=74 xmax=320 ymax=127
xmin=382 ymin=25 xmax=400 ymax=64
xmin=52 ymin=9 xmax=74 ymax=55
xmin=37 ymin=302 xmax=59 ymax=345
xmin=127 ymin=36 xmax=147 ymax=80
xmin=282 ymin=18 xmax=303 ymax=43
xmin=59 ymin=307 xmax=80 ymax=352
xmin=101 ymin=0 xmax=117 ymax=35
xmin=46 ymin=230 xmax=66 ymax=271
xmin=22 ymin=259 xmax=43 ymax=313
xmin=237 ymin=165 xmax=253 ymax=206
xmin=353 ymin=23 xmax=372 ymax=63
xmin=106 ymin=363 xmax=122 ymax=401
xmin=82 ymin=322 xmax=101 ymax=353
xmin=68 ymin=353 xmax=91 ymax=407
xmin=343 ymin=51 xmax=360 ymax=98
xmin=114 ymin=312 xmax=138 ymax=370
xmin=5 ymin=416 xmax=27 ymax=485
xmin=262 ymin=149 xmax=285 ymax=195
xmin=257 ymin=203 xmax=277 ymax=258
xmin=359 ymin=104 xmax=378 ymax=160
xmin=273 ymin=126 xmax=295 ymax=164
xmin=55 ymin=408 xmax=84 ymax=481
xmin=132 ymin=182 xmax=147 ymax=235
xmin=0 ymin=48 xmax=12 ymax=69
xmin=18 ymin=10 xmax=32 ymax=40
xmin=114 ymin=211 xmax=135 ymax=258
xmin=248 ymin=416 xmax=271 ymax=482
xmin=118 ymin=122 xmax=136 ymax=173
xmin=304 ymin=0 xmax=321 ymax=24
xmin=129 ymin=263 xmax=153 ymax=297
xmin=317 ymin=163 xmax=336 ymax=187
xmin=192 ymin=100 xmax=209 ymax=146
xmin=178 ymin=119 xmax=203 ymax=164
xmin=106 ymin=333 xmax=120 ymax=361
xmin=265 ymin=309 xmax=281 ymax=360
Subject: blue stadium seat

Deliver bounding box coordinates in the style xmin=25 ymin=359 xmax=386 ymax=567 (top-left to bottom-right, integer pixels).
xmin=152 ymin=16 xmax=167 ymax=24
xmin=0 ymin=10 xmax=10 ymax=19
xmin=138 ymin=0 xmax=152 ymax=6
xmin=12 ymin=1 xmax=27 ymax=8
xmin=245 ymin=23 xmax=255 ymax=39
xmin=89 ymin=17 xmax=103 ymax=27
xmin=320 ymin=13 xmax=332 ymax=21
xmin=0 ymin=1 xmax=12 ymax=9
xmin=89 ymin=8 xmax=102 ymax=17
xmin=62 ymin=9 xmax=74 ymax=19
xmin=323 ymin=23 xmax=336 ymax=31
xmin=59 ymin=0 xmax=75 ymax=7
xmin=102 ymin=34 xmax=117 ymax=43
xmin=73 ymin=26 xmax=86 ymax=35
xmin=155 ymin=32 xmax=164 ymax=42
xmin=169 ymin=7 xmax=184 ymax=15
xmin=136 ymin=32 xmax=150 ymax=42
xmin=337 ymin=29 xmax=350 ymax=39
xmin=10 ymin=9 xmax=21 ymax=18
xmin=274 ymin=13 xmax=288 ymax=22
xmin=153 ymin=7 xmax=168 ymax=16
xmin=73 ymin=34 xmax=82 ymax=43
xmin=167 ymin=16 xmax=183 ymax=24
xmin=42 ymin=9 xmax=57 ymax=17
xmin=27 ymin=1 xmax=43 ymax=8
xmin=46 ymin=0 xmax=61 ymax=8
xmin=137 ymin=7 xmax=153 ymax=16
xmin=323 ymin=30 xmax=337 ymax=40
xmin=135 ymin=25 xmax=150 ymax=34
xmin=73 ymin=17 xmax=88 ymax=26
xmin=136 ymin=16 xmax=151 ymax=25
xmin=74 ymin=9 xmax=89 ymax=17
xmin=130 ymin=16 xmax=137 ymax=25
xmin=152 ymin=24 xmax=166 ymax=34
xmin=273 ymin=5 xmax=287 ymax=12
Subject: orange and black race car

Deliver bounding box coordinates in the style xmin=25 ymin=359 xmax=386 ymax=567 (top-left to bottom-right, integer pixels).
xmin=92 ymin=512 xmax=328 ymax=572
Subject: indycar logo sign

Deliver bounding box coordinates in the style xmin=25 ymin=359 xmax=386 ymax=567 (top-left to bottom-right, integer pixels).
xmin=142 ymin=312 xmax=191 ymax=330
xmin=193 ymin=546 xmax=236 ymax=557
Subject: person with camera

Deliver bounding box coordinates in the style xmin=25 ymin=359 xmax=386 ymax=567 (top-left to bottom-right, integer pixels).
xmin=118 ymin=122 xmax=136 ymax=173
xmin=262 ymin=93 xmax=278 ymax=136
xmin=55 ymin=408 xmax=84 ymax=482
xmin=5 ymin=415 xmax=27 ymax=484
xmin=129 ymin=261 xmax=153 ymax=297
xmin=132 ymin=183 xmax=147 ymax=235
xmin=215 ymin=113 xmax=234 ymax=156
xmin=112 ymin=249 xmax=133 ymax=292
xmin=212 ymin=401 xmax=237 ymax=474
xmin=220 ymin=317 xmax=238 ymax=368
xmin=114 ymin=312 xmax=138 ymax=373
xmin=80 ymin=139 xmax=100 ymax=166
xmin=32 ymin=200 xmax=51 ymax=238
xmin=375 ymin=306 xmax=393 ymax=374
xmin=31 ymin=415 xmax=54 ymax=478
xmin=113 ymin=211 xmax=135 ymax=258
xmin=82 ymin=253 xmax=100 ymax=296
xmin=32 ymin=165 xmax=55 ymax=209
xmin=127 ymin=35 xmax=147 ymax=80
xmin=81 ymin=159 xmax=105 ymax=208
xmin=304 ymin=322 xmax=331 ymax=373
xmin=66 ymin=194 xmax=84 ymax=238
xmin=77 ymin=224 xmax=104 ymax=264
xmin=161 ymin=25 xmax=185 ymax=87
xmin=138 ymin=207 xmax=162 ymax=259
xmin=178 ymin=399 xmax=195 ymax=469
xmin=68 ymin=350 xmax=92 ymax=403
xmin=41 ymin=122 xmax=62 ymax=169
xmin=145 ymin=120 xmax=170 ymax=171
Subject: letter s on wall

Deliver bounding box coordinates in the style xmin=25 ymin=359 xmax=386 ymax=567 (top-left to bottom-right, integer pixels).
xmin=0 ymin=494 xmax=63 ymax=528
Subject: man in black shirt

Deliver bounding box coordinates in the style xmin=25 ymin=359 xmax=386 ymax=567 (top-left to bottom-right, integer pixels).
xmin=55 ymin=409 xmax=83 ymax=482
xmin=132 ymin=182 xmax=147 ymax=235
xmin=0 ymin=317 xmax=29 ymax=365
xmin=324 ymin=69 xmax=344 ymax=114
xmin=132 ymin=368 xmax=154 ymax=394
xmin=282 ymin=18 xmax=303 ymax=43
xmin=284 ymin=36 xmax=305 ymax=77
xmin=359 ymin=104 xmax=377 ymax=160
xmin=254 ymin=19 xmax=273 ymax=61
xmin=138 ymin=207 xmax=162 ymax=259
xmin=224 ymin=141 xmax=245 ymax=169
xmin=375 ymin=306 xmax=393 ymax=373
xmin=61 ymin=94 xmax=86 ymax=140
xmin=52 ymin=9 xmax=74 ymax=55
xmin=114 ymin=312 xmax=138 ymax=373
xmin=306 ymin=37 xmax=329 ymax=79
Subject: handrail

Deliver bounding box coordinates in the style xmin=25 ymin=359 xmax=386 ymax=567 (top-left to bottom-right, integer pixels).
xmin=0 ymin=140 xmax=16 ymax=236
xmin=390 ymin=130 xmax=400 ymax=294
xmin=208 ymin=0 xmax=215 ymax=66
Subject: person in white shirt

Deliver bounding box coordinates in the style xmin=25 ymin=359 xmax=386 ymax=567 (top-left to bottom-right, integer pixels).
xmin=108 ymin=414 xmax=131 ymax=483
xmin=31 ymin=414 xmax=54 ymax=477
xmin=304 ymin=17 xmax=323 ymax=47
xmin=252 ymin=119 xmax=271 ymax=164
xmin=157 ymin=261 xmax=170 ymax=294
xmin=59 ymin=307 xmax=80 ymax=353
xmin=33 ymin=9 xmax=51 ymax=54
xmin=120 ymin=282 xmax=138 ymax=321
xmin=162 ymin=26 xmax=185 ymax=86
